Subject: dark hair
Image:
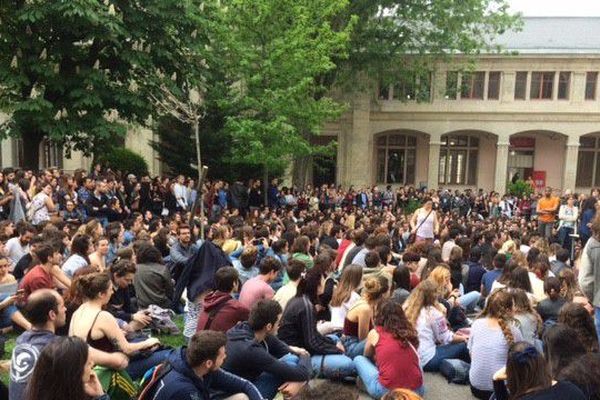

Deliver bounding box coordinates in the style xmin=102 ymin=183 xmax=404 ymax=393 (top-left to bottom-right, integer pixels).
xmin=35 ymin=243 xmax=56 ymax=264
xmin=248 ymin=300 xmax=282 ymax=331
xmin=258 ymin=256 xmax=281 ymax=275
xmin=558 ymin=302 xmax=599 ymax=352
xmin=498 ymin=259 xmax=518 ymax=285
xmin=364 ymin=251 xmax=381 ymax=269
xmin=558 ymin=353 xmax=600 ymax=399
xmin=543 ymin=324 xmax=587 ymax=377
xmin=177 ymin=224 xmax=191 ymax=234
xmin=77 ymin=272 xmax=111 ymax=299
xmin=136 ymin=244 xmax=164 ymax=264
xmin=506 ymin=342 xmax=552 ymax=399
xmin=110 ymin=259 xmax=136 ymax=277
xmin=402 ymin=252 xmax=420 ymax=263
xmin=291 ymin=235 xmax=310 ymax=254
xmin=186 ymin=330 xmax=227 ymax=368
xmin=23 ymin=289 xmax=59 ymax=326
xmin=70 ymin=234 xmax=91 ymax=261
xmin=295 ymin=266 xmax=324 ymax=303
xmin=24 ymin=337 xmax=90 ymax=400
xmin=286 ymin=259 xmax=306 ymax=282
xmin=493 ymin=253 xmax=507 ymax=270
xmin=555 ymin=248 xmax=570 ymax=263
xmin=544 ymin=276 xmax=562 ymax=301
xmin=375 ymin=299 xmax=419 ymax=348
xmin=392 ymin=265 xmax=411 ymax=292
xmin=295 ymin=382 xmax=359 ymax=400
xmin=214 ymin=267 xmax=239 ymax=292
xmin=510 ymin=267 xmax=533 ymax=293
xmin=18 ymin=223 xmax=36 ymax=237
xmin=470 ymin=246 xmax=482 ymax=263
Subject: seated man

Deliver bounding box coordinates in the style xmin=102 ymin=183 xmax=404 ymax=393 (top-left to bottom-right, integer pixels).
xmin=197 ymin=267 xmax=249 ymax=332
xmin=223 ymin=300 xmax=311 ymax=399
xmin=146 ymin=330 xmax=263 ymax=400
xmin=9 ymin=289 xmax=127 ymax=400
xmin=238 ymin=257 xmax=281 ymax=309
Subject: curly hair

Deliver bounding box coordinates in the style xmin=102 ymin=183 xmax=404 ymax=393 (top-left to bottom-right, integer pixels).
xmin=480 ymin=288 xmax=516 ymax=346
xmin=558 ymin=302 xmax=599 ymax=352
xmin=375 ymin=299 xmax=419 ymax=348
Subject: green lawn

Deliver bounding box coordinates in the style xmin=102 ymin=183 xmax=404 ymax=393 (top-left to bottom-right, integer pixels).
xmin=0 ymin=316 xmax=187 ymax=386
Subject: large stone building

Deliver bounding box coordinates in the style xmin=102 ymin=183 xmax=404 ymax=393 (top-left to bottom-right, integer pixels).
xmin=2 ymin=17 xmax=600 ymax=194
xmin=327 ymin=17 xmax=600 ymax=194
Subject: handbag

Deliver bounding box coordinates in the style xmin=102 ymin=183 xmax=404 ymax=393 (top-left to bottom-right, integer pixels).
xmin=408 ymin=209 xmax=433 ymax=244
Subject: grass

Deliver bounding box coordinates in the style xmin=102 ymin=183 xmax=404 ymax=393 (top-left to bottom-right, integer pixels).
xmin=0 ymin=315 xmax=187 ymax=386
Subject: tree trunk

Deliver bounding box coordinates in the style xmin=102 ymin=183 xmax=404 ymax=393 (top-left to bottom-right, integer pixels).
xmin=263 ymin=164 xmax=269 ymax=207
xmin=189 ymin=117 xmax=206 ymax=239
xmin=293 ymin=155 xmax=312 ymax=189
xmin=21 ymin=130 xmax=43 ymax=170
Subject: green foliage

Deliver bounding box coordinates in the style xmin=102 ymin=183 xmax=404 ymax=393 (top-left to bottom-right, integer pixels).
xmin=0 ymin=0 xmax=216 ymax=165
xmin=96 ymin=148 xmax=148 ymax=177
xmin=508 ymin=179 xmax=534 ymax=198
xmin=403 ymin=198 xmax=421 ymax=215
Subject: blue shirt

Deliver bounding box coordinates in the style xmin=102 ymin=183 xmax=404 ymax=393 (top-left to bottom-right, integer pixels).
xmin=481 ymin=269 xmax=503 ymax=295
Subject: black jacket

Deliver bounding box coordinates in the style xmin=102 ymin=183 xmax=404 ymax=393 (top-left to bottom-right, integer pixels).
xmin=278 ymin=296 xmax=341 ymax=356
xmin=223 ymin=322 xmax=311 ymax=382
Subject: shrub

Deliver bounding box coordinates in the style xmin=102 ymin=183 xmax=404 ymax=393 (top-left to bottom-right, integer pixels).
xmin=96 ymin=148 xmax=149 ymax=177
xmin=508 ymin=179 xmax=534 ymax=198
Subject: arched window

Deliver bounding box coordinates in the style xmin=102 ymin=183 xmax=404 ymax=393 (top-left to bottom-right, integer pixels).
xmin=439 ymin=135 xmax=479 ymax=185
xmin=375 ymin=133 xmax=416 ymax=184
xmin=577 ymin=136 xmax=600 ymax=187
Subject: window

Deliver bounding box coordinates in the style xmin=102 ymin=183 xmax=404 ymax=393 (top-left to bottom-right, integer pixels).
xmin=41 ymin=138 xmax=63 ymax=169
xmin=460 ymin=71 xmax=485 ymax=99
xmin=487 ymin=71 xmax=501 ymax=100
xmin=577 ymin=136 xmax=600 ymax=187
xmin=393 ymin=71 xmax=432 ymax=102
xmin=376 ymin=133 xmax=416 ymax=184
xmin=586 ymin=72 xmax=598 ymax=100
xmin=558 ymin=72 xmax=571 ymax=100
xmin=439 ymin=135 xmax=479 ymax=185
xmin=515 ymin=71 xmax=527 ymax=100
xmin=445 ymin=71 xmax=458 ymax=100
xmin=530 ymin=72 xmax=554 ymax=99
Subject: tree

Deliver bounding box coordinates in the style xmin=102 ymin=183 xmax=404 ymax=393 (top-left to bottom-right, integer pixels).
xmin=222 ymin=0 xmax=353 ymax=198
xmin=0 ymin=0 xmax=213 ymax=168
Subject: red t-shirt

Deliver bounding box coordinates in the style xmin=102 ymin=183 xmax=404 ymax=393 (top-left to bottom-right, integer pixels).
xmin=20 ymin=265 xmax=55 ymax=301
xmin=375 ymin=326 xmax=423 ymax=391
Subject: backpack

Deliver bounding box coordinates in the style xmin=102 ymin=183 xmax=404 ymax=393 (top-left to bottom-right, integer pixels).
xmin=95 ymin=366 xmax=138 ymax=400
xmin=137 ymin=362 xmax=173 ymax=400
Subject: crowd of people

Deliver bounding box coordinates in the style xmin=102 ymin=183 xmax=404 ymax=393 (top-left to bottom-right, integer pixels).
xmin=0 ymin=164 xmax=600 ymax=400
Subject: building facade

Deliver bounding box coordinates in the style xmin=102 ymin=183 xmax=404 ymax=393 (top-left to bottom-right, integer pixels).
xmin=329 ymin=17 xmax=600 ymax=194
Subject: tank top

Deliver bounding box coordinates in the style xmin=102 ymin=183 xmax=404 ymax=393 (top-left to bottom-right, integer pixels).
xmin=375 ymin=326 xmax=423 ymax=390
xmin=342 ymin=317 xmax=373 ymax=337
xmin=86 ymin=311 xmax=116 ymax=353
xmin=416 ymin=208 xmax=434 ymax=239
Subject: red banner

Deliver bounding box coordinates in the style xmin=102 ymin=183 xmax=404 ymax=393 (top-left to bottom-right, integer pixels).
xmin=532 ymin=170 xmax=546 ymax=191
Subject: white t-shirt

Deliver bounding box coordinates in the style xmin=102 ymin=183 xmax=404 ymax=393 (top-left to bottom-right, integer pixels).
xmin=62 ymin=254 xmax=89 ymax=278
xmin=5 ymin=237 xmax=29 ymax=268
xmin=329 ymin=291 xmax=360 ymax=329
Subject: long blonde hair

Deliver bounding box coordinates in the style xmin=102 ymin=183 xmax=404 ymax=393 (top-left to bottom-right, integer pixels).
xmin=331 ymin=264 xmax=363 ymax=307
xmin=427 ymin=266 xmax=451 ymax=298
xmin=403 ymin=280 xmax=439 ymax=326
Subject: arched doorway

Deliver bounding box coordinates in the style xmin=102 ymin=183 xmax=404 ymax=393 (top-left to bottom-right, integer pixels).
xmin=374 ymin=130 xmax=420 ymax=185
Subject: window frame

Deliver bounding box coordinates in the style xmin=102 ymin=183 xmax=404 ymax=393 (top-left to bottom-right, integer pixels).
xmin=514 ymin=71 xmax=528 ymax=100
xmin=487 ymin=71 xmax=502 ymax=100
xmin=585 ymin=72 xmax=598 ymax=100
xmin=577 ymin=136 xmax=600 ymax=187
xmin=557 ymin=71 xmax=571 ymax=100
xmin=530 ymin=71 xmax=555 ymax=100
xmin=460 ymin=71 xmax=485 ymax=100
xmin=375 ymin=133 xmax=417 ymax=185
xmin=438 ymin=135 xmax=479 ymax=185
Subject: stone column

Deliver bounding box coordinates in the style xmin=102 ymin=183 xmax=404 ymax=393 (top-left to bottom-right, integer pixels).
xmin=494 ymin=139 xmax=510 ymax=194
xmin=563 ymin=138 xmax=580 ymax=192
xmin=347 ymin=93 xmax=372 ymax=187
xmin=427 ymin=135 xmax=442 ymax=190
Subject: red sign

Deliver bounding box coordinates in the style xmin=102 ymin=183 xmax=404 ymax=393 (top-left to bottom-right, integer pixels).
xmin=532 ymin=171 xmax=546 ymax=191
xmin=510 ymin=137 xmax=536 ymax=148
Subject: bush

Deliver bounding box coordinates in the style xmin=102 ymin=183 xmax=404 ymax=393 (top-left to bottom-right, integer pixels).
xmin=508 ymin=179 xmax=534 ymax=198
xmin=96 ymin=148 xmax=149 ymax=177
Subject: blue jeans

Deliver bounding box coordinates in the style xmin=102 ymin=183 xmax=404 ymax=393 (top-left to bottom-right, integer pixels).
xmin=458 ymin=291 xmax=481 ymax=313
xmin=354 ymin=355 xmax=425 ymax=399
xmin=423 ymin=342 xmax=470 ymax=372
xmin=558 ymin=226 xmax=574 ymax=252
xmin=126 ymin=348 xmax=173 ymax=380
xmin=310 ymin=354 xmax=356 ymax=379
xmin=0 ymin=293 xmax=18 ymax=328
xmin=594 ymin=307 xmax=600 ymax=347
xmin=341 ymin=336 xmax=366 ymax=359
xmin=253 ymin=354 xmax=299 ymax=399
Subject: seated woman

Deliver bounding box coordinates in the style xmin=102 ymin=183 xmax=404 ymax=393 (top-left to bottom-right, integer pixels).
xmin=69 ymin=272 xmax=170 ymax=380
xmin=328 ymin=264 xmax=363 ymax=331
xmin=354 ymin=299 xmax=424 ymax=399
xmin=0 ymin=255 xmax=30 ymax=331
xmin=278 ymin=267 xmax=356 ymax=379
xmin=342 ymin=275 xmax=388 ymax=358
xmin=62 ymin=234 xmax=92 ymax=278
xmin=543 ymin=324 xmax=587 ymax=378
xmin=558 ymin=302 xmax=599 ymax=352
xmin=89 ymin=236 xmax=109 ymax=273
xmin=427 ymin=266 xmax=477 ymax=329
xmin=133 ymin=243 xmax=174 ymax=310
xmin=403 ymin=280 xmax=469 ymax=373
xmin=492 ymin=342 xmax=586 ymax=400
xmin=468 ymin=288 xmax=523 ymax=400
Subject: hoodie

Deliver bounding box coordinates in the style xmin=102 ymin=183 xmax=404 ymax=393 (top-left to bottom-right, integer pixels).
xmin=197 ymin=291 xmax=249 ymax=333
xmin=223 ymin=322 xmax=311 ymax=383
xmin=148 ymin=347 xmax=264 ymax=400
xmin=579 ymin=236 xmax=600 ymax=307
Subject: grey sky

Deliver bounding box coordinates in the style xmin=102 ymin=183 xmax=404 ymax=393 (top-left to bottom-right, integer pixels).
xmin=508 ymin=0 xmax=600 ymax=16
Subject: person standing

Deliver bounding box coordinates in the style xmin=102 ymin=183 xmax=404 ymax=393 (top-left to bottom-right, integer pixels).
xmin=558 ymin=195 xmax=578 ymax=252
xmin=536 ymin=187 xmax=559 ymax=240
xmin=409 ymin=198 xmax=439 ymax=243
xmin=579 ymin=217 xmax=600 ymax=345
